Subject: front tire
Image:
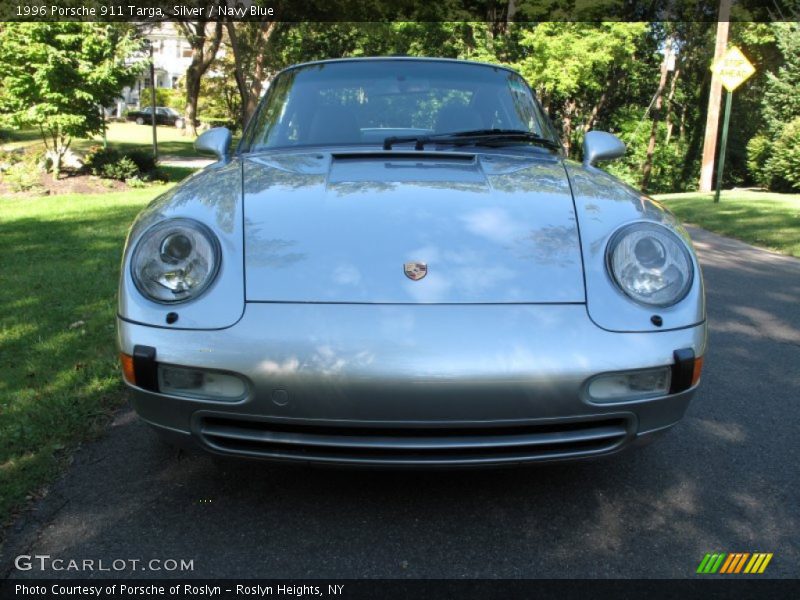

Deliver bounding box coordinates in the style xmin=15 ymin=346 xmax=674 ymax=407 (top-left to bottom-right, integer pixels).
xmin=175 ymin=118 xmax=185 ymax=129
xmin=136 ymin=117 xmax=145 ymax=125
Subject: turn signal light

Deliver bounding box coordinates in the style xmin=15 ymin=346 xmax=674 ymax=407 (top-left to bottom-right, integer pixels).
xmin=120 ymin=353 xmax=136 ymax=385
xmin=691 ymin=356 xmax=704 ymax=386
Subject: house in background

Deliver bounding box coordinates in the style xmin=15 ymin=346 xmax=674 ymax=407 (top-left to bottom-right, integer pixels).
xmin=117 ymin=23 xmax=193 ymax=114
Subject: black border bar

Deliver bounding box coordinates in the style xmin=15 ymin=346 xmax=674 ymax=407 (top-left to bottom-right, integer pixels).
xmin=3 ymin=578 xmax=800 ymax=600
xmin=1 ymin=0 xmax=798 ymax=23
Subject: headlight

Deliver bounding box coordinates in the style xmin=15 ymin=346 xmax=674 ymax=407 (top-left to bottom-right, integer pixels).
xmin=131 ymin=218 xmax=221 ymax=303
xmin=606 ymin=223 xmax=693 ymax=307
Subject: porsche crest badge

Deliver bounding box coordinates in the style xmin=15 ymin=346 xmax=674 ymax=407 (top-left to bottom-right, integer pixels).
xmin=404 ymin=262 xmax=428 ymax=281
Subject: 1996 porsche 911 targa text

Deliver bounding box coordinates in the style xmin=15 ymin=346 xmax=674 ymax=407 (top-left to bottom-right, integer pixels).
xmin=117 ymin=58 xmax=706 ymax=466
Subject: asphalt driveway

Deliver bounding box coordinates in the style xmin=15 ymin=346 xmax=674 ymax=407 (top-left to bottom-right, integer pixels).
xmin=2 ymin=226 xmax=798 ymax=579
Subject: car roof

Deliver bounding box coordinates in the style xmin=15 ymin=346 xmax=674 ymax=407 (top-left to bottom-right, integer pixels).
xmin=276 ymin=56 xmax=521 ymax=78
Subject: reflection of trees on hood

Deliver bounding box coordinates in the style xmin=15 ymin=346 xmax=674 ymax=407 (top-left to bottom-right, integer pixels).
xmin=328 ymin=180 xmax=488 ymax=197
xmin=490 ymin=169 xmax=569 ymax=196
xmin=140 ymin=163 xmax=240 ymax=235
xmin=515 ymin=224 xmax=579 ymax=267
xmin=244 ymin=156 xmax=327 ymax=195
xmin=243 ymin=222 xmax=308 ymax=269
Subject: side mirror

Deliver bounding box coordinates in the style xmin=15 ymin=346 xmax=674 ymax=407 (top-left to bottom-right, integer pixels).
xmin=583 ymin=131 xmax=625 ymax=167
xmin=195 ymin=127 xmax=232 ymax=163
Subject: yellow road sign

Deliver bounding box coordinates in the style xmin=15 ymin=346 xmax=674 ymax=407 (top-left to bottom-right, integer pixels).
xmin=711 ymin=46 xmax=756 ymax=92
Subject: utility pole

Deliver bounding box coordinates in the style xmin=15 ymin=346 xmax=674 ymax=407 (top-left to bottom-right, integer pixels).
xmin=148 ymin=40 xmax=158 ymax=161
xmin=699 ymin=0 xmax=732 ymax=192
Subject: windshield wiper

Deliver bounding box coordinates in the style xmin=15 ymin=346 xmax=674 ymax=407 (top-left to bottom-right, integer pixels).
xmin=383 ymin=129 xmax=561 ymax=151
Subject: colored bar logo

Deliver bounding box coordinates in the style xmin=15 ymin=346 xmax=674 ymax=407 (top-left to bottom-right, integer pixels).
xmin=697 ymin=552 xmax=773 ymax=574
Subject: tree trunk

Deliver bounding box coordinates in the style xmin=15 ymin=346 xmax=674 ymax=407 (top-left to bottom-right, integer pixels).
xmin=664 ymin=68 xmax=681 ymax=145
xmin=562 ymin=99 xmax=576 ymax=156
xmin=52 ymin=152 xmax=62 ymax=181
xmin=641 ymin=49 xmax=671 ymax=191
xmin=178 ymin=18 xmax=223 ymax=137
xmin=583 ymin=89 xmax=608 ymax=133
xmin=184 ymin=67 xmax=201 ymax=137
xmin=225 ymin=21 xmax=277 ymax=129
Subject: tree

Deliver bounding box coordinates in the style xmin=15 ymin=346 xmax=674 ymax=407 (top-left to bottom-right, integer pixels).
xmin=199 ymin=51 xmax=241 ymax=129
xmin=762 ymin=22 xmax=800 ymax=136
xmin=0 ymin=23 xmax=140 ymax=179
xmin=225 ymin=20 xmax=278 ymax=127
xmin=177 ymin=11 xmax=224 ymax=136
xmin=514 ymin=22 xmax=650 ymax=155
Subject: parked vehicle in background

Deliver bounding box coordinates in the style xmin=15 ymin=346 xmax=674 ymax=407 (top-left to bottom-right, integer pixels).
xmin=127 ymin=106 xmax=185 ymax=128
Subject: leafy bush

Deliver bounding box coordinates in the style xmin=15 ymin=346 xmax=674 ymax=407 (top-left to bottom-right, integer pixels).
xmin=83 ymin=145 xmax=156 ymax=182
xmin=764 ymin=117 xmax=800 ymax=192
xmin=3 ymin=162 xmax=42 ymax=192
xmin=0 ymin=148 xmax=45 ymax=192
xmin=0 ymin=149 xmax=24 ymax=171
xmin=83 ymin=145 xmax=120 ymax=175
xmin=746 ymin=134 xmax=772 ymax=189
xmin=101 ymin=156 xmax=138 ymax=181
xmin=125 ymin=149 xmax=157 ymax=175
xmin=125 ymin=176 xmax=147 ymax=188
xmin=198 ymin=115 xmax=237 ymax=131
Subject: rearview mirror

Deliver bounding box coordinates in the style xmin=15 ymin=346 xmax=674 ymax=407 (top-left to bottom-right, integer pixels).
xmin=583 ymin=131 xmax=625 ymax=167
xmin=195 ymin=127 xmax=232 ymax=163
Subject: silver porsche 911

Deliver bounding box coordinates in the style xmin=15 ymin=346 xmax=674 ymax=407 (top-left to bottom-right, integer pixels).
xmin=118 ymin=57 xmax=706 ymax=466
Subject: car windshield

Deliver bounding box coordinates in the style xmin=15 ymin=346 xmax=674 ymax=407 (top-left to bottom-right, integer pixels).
xmin=240 ymin=59 xmax=559 ymax=152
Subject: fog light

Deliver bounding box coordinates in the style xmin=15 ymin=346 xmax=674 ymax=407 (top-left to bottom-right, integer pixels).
xmin=587 ymin=367 xmax=671 ymax=403
xmin=158 ymin=365 xmax=247 ymax=400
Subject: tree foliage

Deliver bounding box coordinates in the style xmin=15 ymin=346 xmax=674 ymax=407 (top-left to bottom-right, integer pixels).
xmin=2 ymin=19 xmax=797 ymax=194
xmin=0 ymin=23 xmax=141 ymax=178
xmin=745 ymin=22 xmax=800 ymax=191
xmin=762 ymin=23 xmax=800 ymax=136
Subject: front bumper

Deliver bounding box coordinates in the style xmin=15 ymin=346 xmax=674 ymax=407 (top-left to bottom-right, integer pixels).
xmin=118 ymin=303 xmax=706 ymax=466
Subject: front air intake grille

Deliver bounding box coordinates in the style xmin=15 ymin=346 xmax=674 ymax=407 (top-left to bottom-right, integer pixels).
xmin=197 ymin=416 xmax=631 ymax=465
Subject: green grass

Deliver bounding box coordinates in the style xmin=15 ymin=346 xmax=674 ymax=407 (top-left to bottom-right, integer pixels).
xmin=655 ymin=190 xmax=800 ymax=258
xmin=0 ymin=186 xmax=171 ymax=528
xmin=2 ymin=122 xmax=199 ymax=158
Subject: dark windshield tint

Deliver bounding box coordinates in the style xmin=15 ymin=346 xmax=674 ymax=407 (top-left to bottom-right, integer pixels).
xmin=240 ymin=60 xmax=558 ymax=152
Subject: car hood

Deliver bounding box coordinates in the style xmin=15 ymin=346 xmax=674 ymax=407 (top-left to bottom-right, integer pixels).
xmin=243 ymin=151 xmax=584 ymax=303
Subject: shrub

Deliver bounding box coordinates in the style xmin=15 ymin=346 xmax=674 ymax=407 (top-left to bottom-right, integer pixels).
xmin=101 ymin=156 xmax=138 ymax=181
xmin=83 ymin=146 xmax=156 ymax=182
xmin=3 ymin=162 xmax=42 ymax=192
xmin=83 ymin=145 xmax=120 ymax=176
xmin=125 ymin=176 xmax=147 ymax=188
xmin=764 ymin=117 xmax=800 ymax=192
xmin=124 ymin=150 xmax=157 ymax=176
xmin=0 ymin=149 xmax=24 ymax=172
xmin=0 ymin=148 xmax=45 ymax=192
xmin=198 ymin=115 xmax=237 ymax=132
xmin=746 ymin=134 xmax=772 ymax=188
